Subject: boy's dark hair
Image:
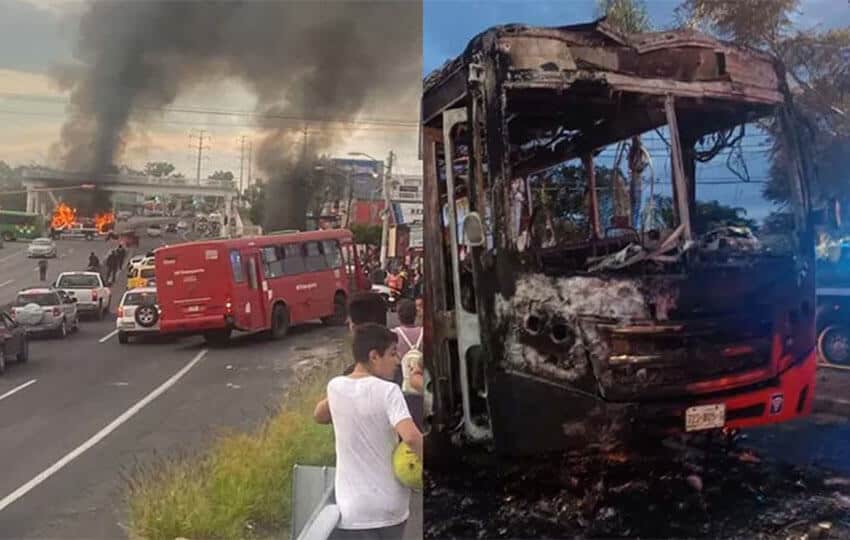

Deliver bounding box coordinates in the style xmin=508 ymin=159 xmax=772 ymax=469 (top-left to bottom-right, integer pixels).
xmin=352 ymin=323 xmax=397 ymax=364
xmin=348 ymin=291 xmax=387 ymax=326
xmin=397 ymin=299 xmax=417 ymax=326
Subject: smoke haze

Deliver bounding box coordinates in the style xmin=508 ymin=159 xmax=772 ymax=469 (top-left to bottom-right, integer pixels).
xmin=50 ymin=0 xmax=422 ymax=220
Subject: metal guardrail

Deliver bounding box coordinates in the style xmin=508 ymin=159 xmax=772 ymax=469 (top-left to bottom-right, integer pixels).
xmin=291 ymin=465 xmax=339 ymax=540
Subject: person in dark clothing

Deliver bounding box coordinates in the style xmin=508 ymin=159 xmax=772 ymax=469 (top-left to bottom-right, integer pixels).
xmin=38 ymin=259 xmax=48 ymax=282
xmin=88 ymin=252 xmax=100 ymax=271
xmin=105 ymin=250 xmax=118 ymax=285
xmin=116 ymin=245 xmax=127 ymax=272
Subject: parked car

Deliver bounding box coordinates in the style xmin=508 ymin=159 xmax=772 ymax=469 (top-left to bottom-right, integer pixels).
xmin=147 ymin=224 xmax=162 ymax=237
xmin=127 ymin=255 xmax=145 ymax=272
xmin=127 ymin=265 xmax=156 ymax=289
xmin=54 ymin=271 xmax=111 ymax=320
xmin=11 ymin=287 xmax=78 ymax=337
xmin=116 ymin=210 xmax=133 ymax=221
xmin=0 ymin=310 xmax=28 ymax=373
xmin=116 ymin=288 xmax=160 ymax=344
xmin=176 ymin=220 xmax=189 ymax=231
xmin=27 ymin=237 xmax=57 ymax=258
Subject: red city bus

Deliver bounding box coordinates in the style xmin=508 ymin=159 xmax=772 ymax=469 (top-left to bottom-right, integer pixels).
xmin=155 ymin=229 xmax=369 ymax=344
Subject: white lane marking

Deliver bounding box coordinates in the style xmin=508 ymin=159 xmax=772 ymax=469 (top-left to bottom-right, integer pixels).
xmin=0 ymin=349 xmax=208 ymax=513
xmin=0 ymin=379 xmax=37 ymax=403
xmin=0 ymin=279 xmax=13 ymax=288
xmin=98 ymin=329 xmax=119 ymax=343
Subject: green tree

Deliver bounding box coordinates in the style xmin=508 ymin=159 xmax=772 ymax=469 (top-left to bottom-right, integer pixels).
xmin=0 ymin=160 xmax=25 ymax=210
xmin=647 ymin=195 xmax=756 ymax=234
xmin=677 ymin=0 xmax=850 ymax=210
xmin=676 ymin=0 xmax=798 ymax=48
xmin=596 ymin=0 xmax=652 ymax=33
xmin=245 ymin=181 xmax=266 ymax=226
xmin=350 ymin=223 xmax=382 ymax=245
xmin=208 ymin=170 xmax=234 ymax=182
xmin=143 ymin=161 xmax=176 ymax=178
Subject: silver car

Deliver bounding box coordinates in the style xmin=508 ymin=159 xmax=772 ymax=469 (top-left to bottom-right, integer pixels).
xmin=27 ymin=238 xmax=57 ymax=258
xmin=11 ymin=288 xmax=79 ymax=338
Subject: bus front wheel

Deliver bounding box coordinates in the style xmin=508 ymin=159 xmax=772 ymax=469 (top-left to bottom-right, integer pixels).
xmin=270 ymin=304 xmax=290 ymax=340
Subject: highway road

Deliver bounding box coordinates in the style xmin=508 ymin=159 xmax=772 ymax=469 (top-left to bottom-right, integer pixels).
xmin=0 ymin=232 xmax=356 ymax=539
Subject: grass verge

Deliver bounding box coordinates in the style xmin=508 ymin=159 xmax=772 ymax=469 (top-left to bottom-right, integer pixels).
xmin=126 ymin=354 xmax=343 ymax=540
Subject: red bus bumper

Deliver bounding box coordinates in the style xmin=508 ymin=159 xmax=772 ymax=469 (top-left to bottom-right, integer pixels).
xmin=487 ymin=350 xmax=818 ymax=455
xmin=160 ymin=314 xmax=232 ymax=335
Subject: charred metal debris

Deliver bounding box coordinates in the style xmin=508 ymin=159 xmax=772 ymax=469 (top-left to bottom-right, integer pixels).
xmin=423 ymin=18 xmax=816 ymax=449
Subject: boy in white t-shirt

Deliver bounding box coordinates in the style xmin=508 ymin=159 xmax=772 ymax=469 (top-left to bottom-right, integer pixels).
xmin=314 ymin=323 xmax=423 ymax=539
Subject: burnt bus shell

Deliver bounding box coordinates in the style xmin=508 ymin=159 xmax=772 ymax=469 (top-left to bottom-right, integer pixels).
xmin=421 ymin=19 xmax=817 ymax=454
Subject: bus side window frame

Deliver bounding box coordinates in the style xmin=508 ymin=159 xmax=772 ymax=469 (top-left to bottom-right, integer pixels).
xmin=282 ymin=242 xmax=307 ymax=276
xmin=229 ymin=249 xmax=245 ymax=283
xmin=322 ymin=239 xmax=343 ymax=269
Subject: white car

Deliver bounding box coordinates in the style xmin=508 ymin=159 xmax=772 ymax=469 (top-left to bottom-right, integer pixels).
xmin=54 ymin=271 xmax=111 ymax=320
xmin=147 ymin=224 xmax=163 ymax=237
xmin=116 ymin=288 xmax=159 ymax=344
xmin=176 ymin=220 xmax=189 ymax=231
xmin=11 ymin=288 xmax=79 ymax=338
xmin=127 ymin=255 xmax=145 ymax=272
xmin=27 ymin=238 xmax=57 ymax=258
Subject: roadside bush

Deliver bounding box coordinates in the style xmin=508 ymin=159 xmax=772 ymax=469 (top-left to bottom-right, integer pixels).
xmin=126 ymin=356 xmax=342 ymax=540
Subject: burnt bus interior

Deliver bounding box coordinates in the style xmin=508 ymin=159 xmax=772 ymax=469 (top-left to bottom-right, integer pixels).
xmin=422 ymin=20 xmax=817 ymax=454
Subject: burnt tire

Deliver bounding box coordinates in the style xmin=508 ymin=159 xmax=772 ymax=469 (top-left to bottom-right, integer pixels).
xmin=270 ymin=304 xmax=290 ymax=340
xmin=818 ymin=324 xmax=850 ymax=366
xmin=17 ymin=339 xmax=28 ymax=363
xmin=322 ymin=293 xmax=347 ymax=326
xmin=134 ymin=305 xmax=159 ymax=328
xmin=118 ymin=331 xmax=129 ymax=345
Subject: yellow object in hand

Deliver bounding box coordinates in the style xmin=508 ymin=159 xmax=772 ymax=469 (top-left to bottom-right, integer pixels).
xmin=392 ymin=441 xmax=422 ymax=490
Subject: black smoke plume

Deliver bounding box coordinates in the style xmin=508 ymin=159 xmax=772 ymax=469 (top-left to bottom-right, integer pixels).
xmin=51 ymin=0 xmax=421 ymax=222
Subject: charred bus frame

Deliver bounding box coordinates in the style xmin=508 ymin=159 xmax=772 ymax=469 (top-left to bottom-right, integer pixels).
xmin=421 ymin=20 xmax=819 ymax=455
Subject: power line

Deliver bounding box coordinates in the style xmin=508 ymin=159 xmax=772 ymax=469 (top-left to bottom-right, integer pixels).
xmin=0 ymin=108 xmax=417 ymax=132
xmin=0 ymin=93 xmax=418 ymax=127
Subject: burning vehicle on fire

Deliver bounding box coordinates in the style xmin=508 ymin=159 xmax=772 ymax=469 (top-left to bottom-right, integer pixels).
xmin=50 ymin=202 xmax=116 ymax=240
xmin=421 ymin=20 xmax=823 ymax=456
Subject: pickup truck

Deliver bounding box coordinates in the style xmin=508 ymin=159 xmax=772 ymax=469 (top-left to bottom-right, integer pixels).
xmin=56 ymin=223 xmax=98 ymax=240
xmin=54 ymin=271 xmax=112 ymax=320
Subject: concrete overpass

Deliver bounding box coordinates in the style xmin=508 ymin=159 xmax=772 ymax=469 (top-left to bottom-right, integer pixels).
xmin=20 ymin=168 xmax=238 ymax=234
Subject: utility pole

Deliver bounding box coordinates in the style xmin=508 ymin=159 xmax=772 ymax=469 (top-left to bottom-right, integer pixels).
xmin=189 ymin=129 xmax=210 ymax=186
xmin=247 ymin=141 xmax=253 ymax=189
xmin=238 ymin=136 xmax=247 ymax=197
xmin=379 ymin=150 xmax=395 ymax=269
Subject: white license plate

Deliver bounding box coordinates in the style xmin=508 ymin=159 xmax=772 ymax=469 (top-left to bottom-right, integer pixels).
xmin=186 ymin=305 xmax=200 ymax=312
xmin=685 ymin=404 xmax=726 ymax=432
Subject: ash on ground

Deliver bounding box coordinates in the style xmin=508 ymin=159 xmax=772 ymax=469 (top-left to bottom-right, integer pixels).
xmin=425 ymin=433 xmax=850 ymax=539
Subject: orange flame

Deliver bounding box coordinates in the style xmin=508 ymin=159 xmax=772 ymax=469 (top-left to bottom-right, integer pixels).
xmin=95 ymin=211 xmax=115 ymax=233
xmin=51 ymin=203 xmax=77 ymax=230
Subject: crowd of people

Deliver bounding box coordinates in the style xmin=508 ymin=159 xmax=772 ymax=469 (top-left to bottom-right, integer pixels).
xmin=85 ymin=244 xmax=127 ymax=285
xmin=314 ymin=290 xmax=425 ymax=540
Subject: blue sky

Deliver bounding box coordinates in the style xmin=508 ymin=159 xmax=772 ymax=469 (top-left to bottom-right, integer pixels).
xmin=423 ymin=0 xmax=850 ymax=222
